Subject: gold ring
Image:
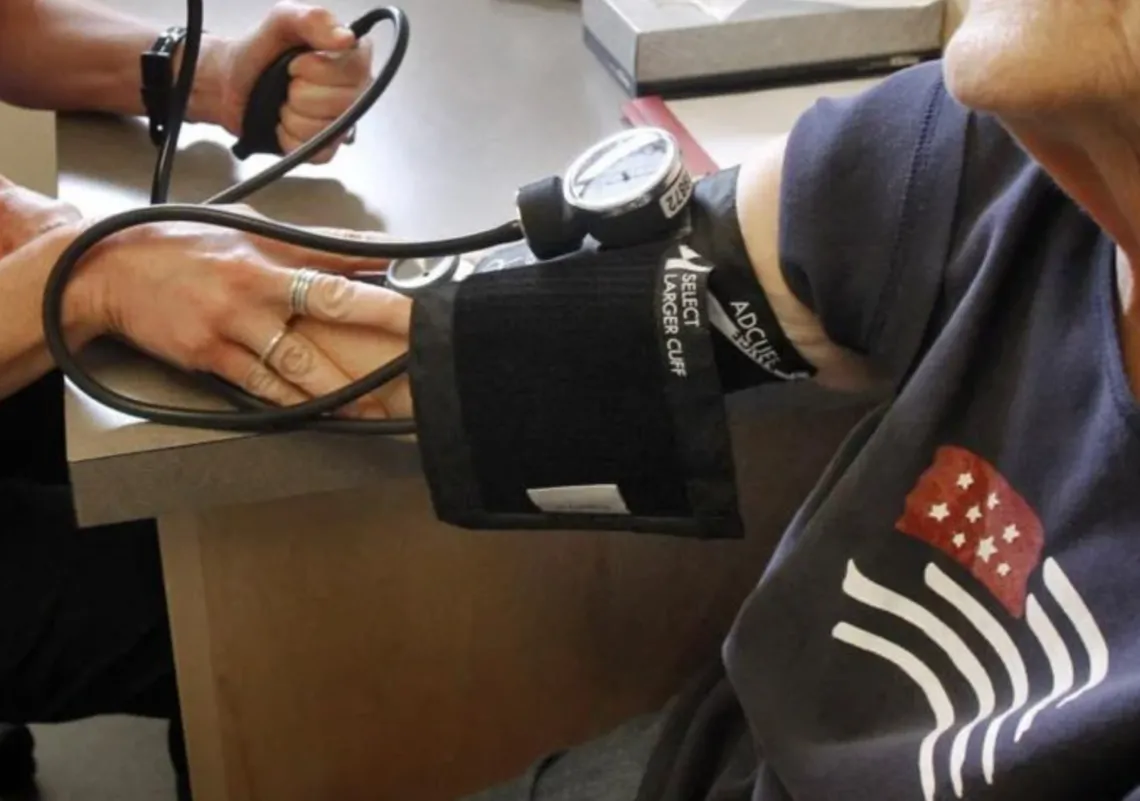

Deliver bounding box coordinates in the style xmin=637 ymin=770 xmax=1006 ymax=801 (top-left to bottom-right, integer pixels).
xmin=259 ymin=325 xmax=290 ymax=366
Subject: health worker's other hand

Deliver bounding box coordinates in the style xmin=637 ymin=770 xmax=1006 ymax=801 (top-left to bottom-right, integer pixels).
xmin=209 ymin=1 xmax=372 ymax=163
xmin=75 ymin=210 xmax=410 ymax=418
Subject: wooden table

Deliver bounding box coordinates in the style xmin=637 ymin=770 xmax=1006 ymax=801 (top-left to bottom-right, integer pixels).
xmin=58 ymin=2 xmax=873 ymax=799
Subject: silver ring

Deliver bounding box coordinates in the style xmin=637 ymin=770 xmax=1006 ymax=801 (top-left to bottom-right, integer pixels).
xmin=259 ymin=325 xmax=290 ymax=366
xmin=289 ymin=268 xmax=322 ymax=317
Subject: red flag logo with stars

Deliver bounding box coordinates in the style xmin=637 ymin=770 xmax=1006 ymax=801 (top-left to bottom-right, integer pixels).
xmin=895 ymin=446 xmax=1044 ymax=617
xmin=829 ymin=445 xmax=1110 ymax=801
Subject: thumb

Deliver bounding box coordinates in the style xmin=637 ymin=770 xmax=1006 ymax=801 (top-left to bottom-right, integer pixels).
xmin=269 ymin=1 xmax=356 ymax=52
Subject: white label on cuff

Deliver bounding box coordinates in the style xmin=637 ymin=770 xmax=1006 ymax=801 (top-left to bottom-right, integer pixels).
xmin=527 ymin=485 xmax=631 ymax=515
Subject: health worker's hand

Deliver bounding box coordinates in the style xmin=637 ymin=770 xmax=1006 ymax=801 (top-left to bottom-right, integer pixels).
xmin=71 ymin=209 xmax=411 ymax=419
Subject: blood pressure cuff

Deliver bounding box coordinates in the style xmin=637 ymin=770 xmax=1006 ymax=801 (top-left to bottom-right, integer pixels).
xmin=408 ymin=239 xmax=744 ymax=539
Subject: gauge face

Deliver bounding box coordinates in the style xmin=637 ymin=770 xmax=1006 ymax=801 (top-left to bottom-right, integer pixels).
xmin=564 ymin=128 xmax=678 ymax=213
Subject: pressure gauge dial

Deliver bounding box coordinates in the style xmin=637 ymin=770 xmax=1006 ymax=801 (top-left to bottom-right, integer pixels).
xmin=516 ymin=127 xmax=695 ymax=259
xmin=563 ymin=126 xmax=690 ymax=220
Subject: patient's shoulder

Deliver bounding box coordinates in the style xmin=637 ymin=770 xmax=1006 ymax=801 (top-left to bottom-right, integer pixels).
xmin=774 ymin=61 xmax=976 ymax=383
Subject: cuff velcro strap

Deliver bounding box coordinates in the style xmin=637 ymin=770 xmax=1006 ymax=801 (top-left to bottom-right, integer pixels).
xmin=688 ymin=167 xmax=817 ymax=391
xmin=408 ymin=240 xmax=744 ymax=539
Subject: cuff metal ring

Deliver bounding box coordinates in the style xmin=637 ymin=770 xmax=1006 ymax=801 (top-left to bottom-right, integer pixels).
xmin=259 ymin=325 xmax=290 ymax=366
xmin=290 ymin=268 xmax=322 ymax=317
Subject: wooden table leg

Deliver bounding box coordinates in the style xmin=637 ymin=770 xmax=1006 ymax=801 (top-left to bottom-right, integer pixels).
xmin=159 ymin=512 xmax=234 ymax=801
xmin=157 ymin=403 xmax=866 ymax=801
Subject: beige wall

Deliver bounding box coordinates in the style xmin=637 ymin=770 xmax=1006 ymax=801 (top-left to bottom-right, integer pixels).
xmin=0 ymin=101 xmax=58 ymax=197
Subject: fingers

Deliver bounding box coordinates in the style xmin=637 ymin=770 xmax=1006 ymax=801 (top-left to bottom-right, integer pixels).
xmin=286 ymin=79 xmax=363 ymax=120
xmin=291 ymin=319 xmax=410 ymax=418
xmin=210 ymin=343 xmax=310 ymax=407
xmin=283 ymin=269 xmax=412 ymax=334
xmin=233 ymin=315 xmax=386 ymax=417
xmin=278 ymin=107 xmax=354 ymax=159
xmin=212 ymin=337 xmax=390 ymax=418
xmin=276 ymin=124 xmax=338 ymax=164
xmin=269 ymin=7 xmax=371 ymax=163
xmin=280 ymin=106 xmax=327 ymax=144
xmin=290 ymin=47 xmax=372 ymax=88
xmin=278 ymin=91 xmax=359 ymax=152
xmin=270 ymin=1 xmax=356 ymax=51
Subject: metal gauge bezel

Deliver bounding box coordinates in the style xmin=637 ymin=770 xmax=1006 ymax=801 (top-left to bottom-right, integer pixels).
xmin=561 ymin=127 xmax=684 ymax=218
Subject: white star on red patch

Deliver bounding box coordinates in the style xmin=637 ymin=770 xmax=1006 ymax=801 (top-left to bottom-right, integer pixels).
xmin=977 ymin=537 xmax=998 ymax=563
xmin=929 ymin=503 xmax=950 ymax=522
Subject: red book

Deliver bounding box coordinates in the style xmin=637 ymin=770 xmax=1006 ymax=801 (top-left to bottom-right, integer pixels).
xmin=621 ymin=96 xmax=720 ymax=178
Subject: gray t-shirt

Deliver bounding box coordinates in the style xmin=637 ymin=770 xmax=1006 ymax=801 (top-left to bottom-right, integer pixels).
xmin=640 ymin=61 xmax=1140 ymax=801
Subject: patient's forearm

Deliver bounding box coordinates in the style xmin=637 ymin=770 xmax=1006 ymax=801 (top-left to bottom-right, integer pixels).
xmin=0 ymin=0 xmax=224 ymax=124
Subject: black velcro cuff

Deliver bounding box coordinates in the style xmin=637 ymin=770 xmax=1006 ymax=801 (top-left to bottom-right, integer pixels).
xmin=687 ymin=167 xmax=817 ymax=391
xmin=408 ymin=240 xmax=743 ymax=540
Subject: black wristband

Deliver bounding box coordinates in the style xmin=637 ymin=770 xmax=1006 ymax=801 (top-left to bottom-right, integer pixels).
xmin=141 ymin=26 xmax=188 ymax=148
xmin=685 ymin=167 xmax=817 ymax=392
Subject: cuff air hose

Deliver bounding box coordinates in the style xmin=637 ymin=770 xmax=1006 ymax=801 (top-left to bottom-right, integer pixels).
xmin=36 ymin=1 xmax=803 ymax=539
xmin=40 ymin=3 xmax=523 ymax=435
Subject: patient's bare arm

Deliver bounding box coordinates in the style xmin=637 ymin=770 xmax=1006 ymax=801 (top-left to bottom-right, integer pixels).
xmin=735 ymin=135 xmax=878 ymax=393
